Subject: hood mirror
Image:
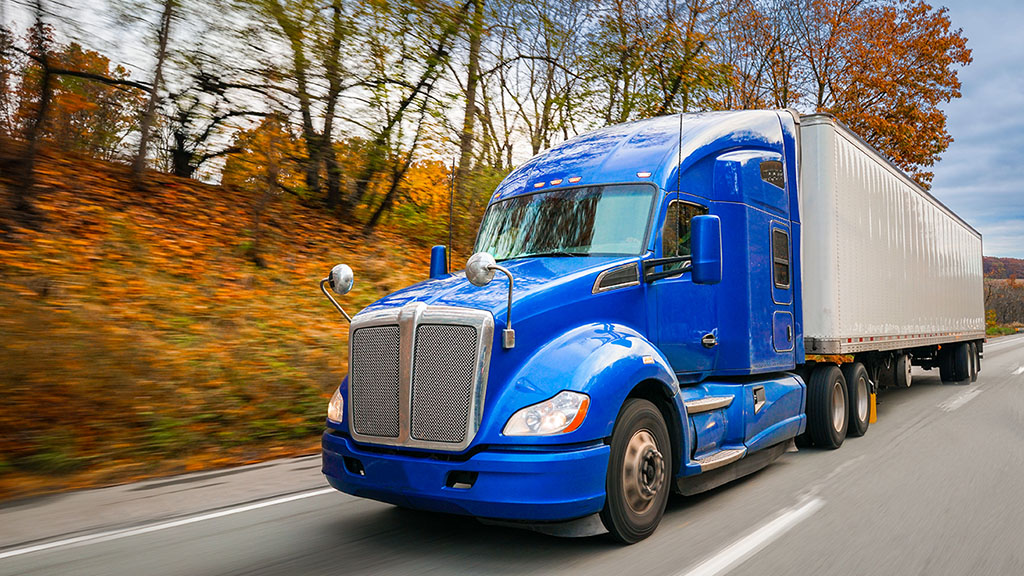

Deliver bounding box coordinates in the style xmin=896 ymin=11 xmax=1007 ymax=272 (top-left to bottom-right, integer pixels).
xmin=465 ymin=252 xmax=516 ymax=349
xmin=320 ymin=263 xmax=354 ymax=322
xmin=466 ymin=252 xmax=497 ymax=287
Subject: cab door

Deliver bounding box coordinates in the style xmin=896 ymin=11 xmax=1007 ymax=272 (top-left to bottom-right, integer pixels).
xmin=647 ymin=193 xmax=719 ymax=381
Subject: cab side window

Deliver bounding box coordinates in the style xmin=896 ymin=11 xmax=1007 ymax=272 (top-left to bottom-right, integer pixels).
xmin=662 ymin=201 xmax=708 ymax=270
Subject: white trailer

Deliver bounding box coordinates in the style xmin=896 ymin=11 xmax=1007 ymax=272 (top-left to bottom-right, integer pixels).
xmin=798 ymin=114 xmax=985 ymax=356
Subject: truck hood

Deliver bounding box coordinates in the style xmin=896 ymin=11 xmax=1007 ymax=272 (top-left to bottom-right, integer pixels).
xmin=359 ymin=255 xmax=636 ymax=324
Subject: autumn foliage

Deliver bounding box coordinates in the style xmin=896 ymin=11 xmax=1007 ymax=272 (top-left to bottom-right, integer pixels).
xmin=0 ymin=146 xmax=448 ymax=499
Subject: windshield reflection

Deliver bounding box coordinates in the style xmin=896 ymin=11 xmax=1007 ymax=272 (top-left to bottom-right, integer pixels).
xmin=474 ymin=184 xmax=655 ymax=261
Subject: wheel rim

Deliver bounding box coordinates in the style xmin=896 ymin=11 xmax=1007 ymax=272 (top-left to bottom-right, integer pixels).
xmin=831 ymin=380 xmax=846 ymax=433
xmin=904 ymin=357 xmax=912 ymax=387
xmin=856 ymin=376 xmax=868 ymax=422
xmin=621 ymin=429 xmax=665 ymax=515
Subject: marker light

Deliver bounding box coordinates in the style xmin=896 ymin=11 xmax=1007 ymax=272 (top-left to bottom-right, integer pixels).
xmin=503 ymin=391 xmax=590 ymax=436
xmin=533 ymin=182 xmax=545 ymax=188
xmin=327 ymin=388 xmax=344 ymax=423
xmin=637 ymin=171 xmax=652 ymax=178
xmin=568 ymin=176 xmax=582 ymax=183
xmin=550 ymin=179 xmax=563 ymax=185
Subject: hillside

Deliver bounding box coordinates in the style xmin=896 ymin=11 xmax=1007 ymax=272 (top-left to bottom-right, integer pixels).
xmin=983 ymin=256 xmax=1024 ymax=279
xmin=0 ymin=149 xmax=438 ymax=499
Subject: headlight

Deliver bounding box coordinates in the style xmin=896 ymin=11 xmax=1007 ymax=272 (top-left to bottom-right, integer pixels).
xmin=327 ymin=388 xmax=344 ymax=423
xmin=503 ymin=391 xmax=590 ymax=436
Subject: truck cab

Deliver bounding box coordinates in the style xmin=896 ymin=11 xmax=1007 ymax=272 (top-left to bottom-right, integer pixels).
xmin=321 ymin=110 xmax=811 ymax=542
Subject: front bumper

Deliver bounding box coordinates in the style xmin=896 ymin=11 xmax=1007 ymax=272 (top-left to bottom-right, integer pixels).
xmin=322 ymin=431 xmax=609 ymax=522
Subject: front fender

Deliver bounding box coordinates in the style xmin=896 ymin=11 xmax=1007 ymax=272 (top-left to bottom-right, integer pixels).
xmin=477 ymin=322 xmax=679 ymax=445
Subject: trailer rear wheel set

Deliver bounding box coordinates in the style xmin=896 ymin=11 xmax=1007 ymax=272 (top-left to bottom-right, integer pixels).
xmin=803 ymin=340 xmax=983 ymax=449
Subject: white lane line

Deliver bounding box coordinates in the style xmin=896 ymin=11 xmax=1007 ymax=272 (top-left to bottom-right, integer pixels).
xmin=939 ymin=388 xmax=983 ymax=412
xmin=0 ymin=488 xmax=334 ymax=561
xmin=678 ymin=498 xmax=825 ymax=576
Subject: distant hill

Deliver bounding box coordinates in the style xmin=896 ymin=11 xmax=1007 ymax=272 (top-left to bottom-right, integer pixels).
xmin=984 ymin=257 xmax=1024 ymax=279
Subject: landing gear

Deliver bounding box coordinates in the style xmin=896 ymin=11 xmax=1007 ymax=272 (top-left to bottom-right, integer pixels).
xmin=806 ymin=365 xmax=848 ymax=449
xmin=601 ymin=399 xmax=670 ymax=544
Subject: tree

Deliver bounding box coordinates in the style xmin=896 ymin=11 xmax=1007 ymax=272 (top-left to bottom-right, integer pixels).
xmin=784 ymin=0 xmax=970 ymax=186
xmin=134 ymin=0 xmax=176 ymax=178
xmin=15 ymin=41 xmax=145 ymax=159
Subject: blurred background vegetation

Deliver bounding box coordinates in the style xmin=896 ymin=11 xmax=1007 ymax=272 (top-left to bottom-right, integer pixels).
xmin=0 ymin=0 xmax=990 ymax=498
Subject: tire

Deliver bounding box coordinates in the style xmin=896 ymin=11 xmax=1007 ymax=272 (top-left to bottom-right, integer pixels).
xmin=952 ymin=343 xmax=970 ymax=383
xmin=841 ymin=362 xmax=870 ymax=438
xmin=968 ymin=342 xmax=978 ymax=382
xmin=600 ymin=399 xmax=671 ymax=544
xmin=975 ymin=342 xmax=982 ymax=374
xmin=939 ymin=348 xmax=954 ymax=382
xmin=806 ymin=365 xmax=848 ymax=449
xmin=894 ymin=353 xmax=912 ymax=389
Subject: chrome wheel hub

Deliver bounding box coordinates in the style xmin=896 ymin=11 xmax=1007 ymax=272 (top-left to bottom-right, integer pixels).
xmin=622 ymin=429 xmax=665 ymax=514
xmin=856 ymin=377 xmax=868 ymax=422
xmin=831 ymin=380 xmax=846 ymax=433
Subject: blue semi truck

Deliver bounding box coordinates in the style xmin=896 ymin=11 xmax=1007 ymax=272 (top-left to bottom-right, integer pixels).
xmin=319 ymin=110 xmax=985 ymax=543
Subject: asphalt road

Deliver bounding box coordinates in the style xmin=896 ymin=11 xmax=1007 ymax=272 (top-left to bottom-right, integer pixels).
xmin=4 ymin=334 xmax=1024 ymax=576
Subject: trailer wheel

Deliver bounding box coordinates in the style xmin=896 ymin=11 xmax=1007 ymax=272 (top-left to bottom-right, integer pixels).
xmin=968 ymin=343 xmax=978 ymax=382
xmin=952 ymin=343 xmax=970 ymax=383
xmin=807 ymin=365 xmax=848 ymax=449
xmin=894 ymin=353 xmax=912 ymax=388
xmin=841 ymin=363 xmax=870 ymax=438
xmin=601 ymin=399 xmax=670 ymax=544
xmin=939 ymin=348 xmax=954 ymax=382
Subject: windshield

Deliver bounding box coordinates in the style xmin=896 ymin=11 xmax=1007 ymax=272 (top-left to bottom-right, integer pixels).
xmin=474 ymin=184 xmax=656 ymax=261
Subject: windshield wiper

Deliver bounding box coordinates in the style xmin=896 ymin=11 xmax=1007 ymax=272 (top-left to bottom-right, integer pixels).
xmin=499 ymin=251 xmax=590 ymax=261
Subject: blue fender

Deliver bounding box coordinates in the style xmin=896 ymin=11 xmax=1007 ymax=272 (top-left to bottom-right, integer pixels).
xmin=476 ymin=322 xmax=686 ymax=450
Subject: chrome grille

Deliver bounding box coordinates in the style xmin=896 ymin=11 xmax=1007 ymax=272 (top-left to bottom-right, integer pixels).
xmin=346 ymin=304 xmax=493 ymax=452
xmin=411 ymin=324 xmax=479 ymax=443
xmin=349 ymin=325 xmax=401 ymax=438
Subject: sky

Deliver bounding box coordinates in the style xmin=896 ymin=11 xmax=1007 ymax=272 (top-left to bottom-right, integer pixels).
xmin=927 ymin=0 xmax=1024 ymax=258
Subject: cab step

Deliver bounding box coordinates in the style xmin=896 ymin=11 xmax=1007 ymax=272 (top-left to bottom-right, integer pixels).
xmin=695 ymin=447 xmax=746 ymax=472
xmin=684 ymin=395 xmax=733 ymax=414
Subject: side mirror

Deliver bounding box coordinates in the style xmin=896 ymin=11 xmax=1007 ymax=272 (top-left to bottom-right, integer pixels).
xmin=465 ymin=252 xmax=497 ymax=287
xmin=465 ymin=252 xmax=516 ymax=349
xmin=321 ymin=264 xmax=354 ymax=322
xmin=329 ymin=264 xmax=354 ymax=295
xmin=691 ymin=215 xmax=722 ymax=285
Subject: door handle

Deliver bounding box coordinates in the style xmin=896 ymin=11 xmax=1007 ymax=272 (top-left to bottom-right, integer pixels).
xmin=753 ymin=386 xmax=766 ymax=413
xmin=701 ymin=333 xmax=717 ymax=348
xmin=787 ymin=325 xmax=792 ymax=342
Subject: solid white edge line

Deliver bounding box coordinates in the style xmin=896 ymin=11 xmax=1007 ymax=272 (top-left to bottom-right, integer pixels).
xmin=679 ymin=498 xmax=825 ymax=576
xmin=0 ymin=488 xmax=335 ymax=561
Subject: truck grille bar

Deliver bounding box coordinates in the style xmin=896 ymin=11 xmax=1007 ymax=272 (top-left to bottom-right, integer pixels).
xmin=347 ymin=303 xmax=494 ymax=452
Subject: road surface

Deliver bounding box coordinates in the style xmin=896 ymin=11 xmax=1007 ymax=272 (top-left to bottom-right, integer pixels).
xmin=3 ymin=334 xmax=1024 ymax=576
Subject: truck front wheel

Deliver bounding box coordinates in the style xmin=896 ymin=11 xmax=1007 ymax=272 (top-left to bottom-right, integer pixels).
xmin=807 ymin=365 xmax=848 ymax=449
xmin=601 ymin=398 xmax=671 ymax=544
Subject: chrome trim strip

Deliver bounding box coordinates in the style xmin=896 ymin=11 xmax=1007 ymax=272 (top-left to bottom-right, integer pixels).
xmin=347 ymin=303 xmax=494 ymax=452
xmin=697 ymin=447 xmax=746 ymax=472
xmin=592 ymin=262 xmax=640 ymax=294
xmin=684 ymin=396 xmax=733 ymax=414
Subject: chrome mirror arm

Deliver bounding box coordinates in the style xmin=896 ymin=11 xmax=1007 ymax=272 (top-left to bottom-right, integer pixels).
xmin=489 ymin=264 xmax=515 ymax=349
xmin=320 ymin=278 xmax=352 ymax=323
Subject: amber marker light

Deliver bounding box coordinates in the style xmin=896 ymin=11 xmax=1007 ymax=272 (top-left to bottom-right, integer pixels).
xmin=568 ymin=176 xmax=582 ymax=183
xmin=533 ymin=182 xmax=545 ymax=188
xmin=550 ymin=179 xmax=563 ymax=185
xmin=637 ymin=171 xmax=652 ymax=178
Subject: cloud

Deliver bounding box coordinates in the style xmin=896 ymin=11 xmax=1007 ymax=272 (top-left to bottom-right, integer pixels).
xmin=928 ymin=0 xmax=1024 ymax=257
